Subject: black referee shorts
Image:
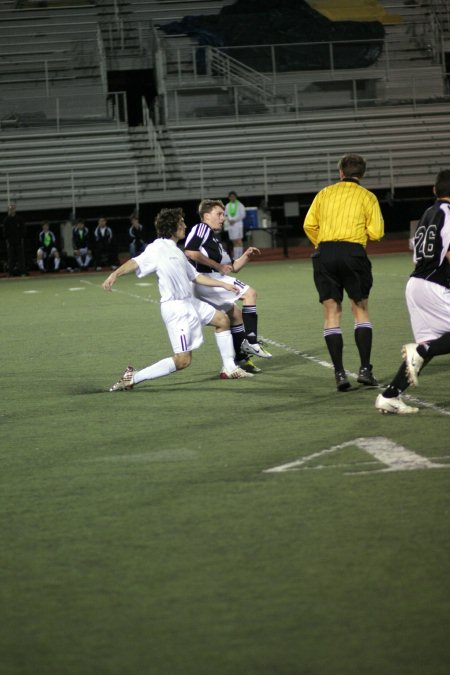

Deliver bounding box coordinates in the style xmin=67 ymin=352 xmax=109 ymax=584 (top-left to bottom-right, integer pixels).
xmin=311 ymin=241 xmax=373 ymax=303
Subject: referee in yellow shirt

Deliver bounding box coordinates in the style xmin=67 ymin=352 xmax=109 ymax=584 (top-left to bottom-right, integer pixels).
xmin=303 ymin=153 xmax=384 ymax=391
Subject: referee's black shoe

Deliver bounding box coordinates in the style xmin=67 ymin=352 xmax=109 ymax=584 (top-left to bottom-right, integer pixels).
xmin=335 ymin=369 xmax=351 ymax=391
xmin=357 ymin=365 xmax=378 ymax=386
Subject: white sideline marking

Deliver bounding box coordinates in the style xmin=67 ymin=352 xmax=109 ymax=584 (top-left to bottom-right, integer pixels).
xmin=136 ymin=282 xmax=152 ymax=287
xmin=80 ymin=278 xmax=159 ymax=305
xmin=23 ymin=289 xmax=40 ymax=294
xmin=264 ymin=436 xmax=450 ymax=475
xmin=68 ymin=287 xmax=85 ymax=291
xmin=260 ymin=335 xmax=450 ymax=417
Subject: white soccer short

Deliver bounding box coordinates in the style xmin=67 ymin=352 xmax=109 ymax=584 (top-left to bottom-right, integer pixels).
xmin=406 ymin=277 xmax=450 ymax=342
xmin=161 ymin=297 xmax=216 ymax=354
xmin=193 ymin=272 xmax=249 ymax=312
xmin=228 ymin=222 xmax=244 ymax=241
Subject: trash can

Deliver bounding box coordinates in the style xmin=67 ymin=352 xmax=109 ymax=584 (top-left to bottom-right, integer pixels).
xmin=244 ymin=207 xmax=258 ymax=230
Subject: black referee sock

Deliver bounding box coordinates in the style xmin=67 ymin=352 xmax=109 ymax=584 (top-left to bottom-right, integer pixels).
xmin=354 ymin=322 xmax=373 ymax=369
xmin=324 ymin=328 xmax=344 ymax=371
xmin=242 ymin=305 xmax=258 ymax=344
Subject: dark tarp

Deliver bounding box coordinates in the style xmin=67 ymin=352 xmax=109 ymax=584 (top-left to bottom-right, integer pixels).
xmin=159 ymin=0 xmax=385 ymax=71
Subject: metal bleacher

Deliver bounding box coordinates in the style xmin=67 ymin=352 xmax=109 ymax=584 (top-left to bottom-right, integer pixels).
xmin=0 ymin=0 xmax=449 ymax=213
xmin=142 ymin=104 xmax=450 ymax=201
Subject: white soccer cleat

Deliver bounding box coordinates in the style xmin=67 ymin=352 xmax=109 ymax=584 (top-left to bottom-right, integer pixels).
xmin=109 ymin=365 xmax=136 ymax=391
xmin=241 ymin=339 xmax=272 ymax=359
xmin=401 ymin=343 xmax=424 ymax=386
xmin=219 ymin=366 xmax=254 ymax=379
xmin=375 ymin=394 xmax=419 ymax=415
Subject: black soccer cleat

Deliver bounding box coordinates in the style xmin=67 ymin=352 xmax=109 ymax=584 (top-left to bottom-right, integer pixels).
xmin=357 ymin=365 xmax=378 ymax=386
xmin=335 ymin=369 xmax=351 ymax=391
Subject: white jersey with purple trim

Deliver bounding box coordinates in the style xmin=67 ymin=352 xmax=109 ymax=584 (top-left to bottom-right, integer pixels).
xmin=133 ymin=238 xmax=199 ymax=302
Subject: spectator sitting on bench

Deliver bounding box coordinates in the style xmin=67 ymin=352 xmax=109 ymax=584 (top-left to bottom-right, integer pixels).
xmin=37 ymin=221 xmax=60 ymax=272
xmin=73 ymin=219 xmax=92 ymax=270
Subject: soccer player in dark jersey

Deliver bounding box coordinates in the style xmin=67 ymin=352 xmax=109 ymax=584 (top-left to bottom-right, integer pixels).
xmin=304 ymin=154 xmax=384 ymax=391
xmin=375 ymin=169 xmax=450 ymax=414
xmin=184 ymin=198 xmax=272 ymax=374
xmin=94 ymin=216 xmax=119 ymax=271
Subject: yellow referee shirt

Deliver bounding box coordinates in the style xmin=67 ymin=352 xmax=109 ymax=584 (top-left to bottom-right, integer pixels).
xmin=303 ymin=180 xmax=384 ymax=247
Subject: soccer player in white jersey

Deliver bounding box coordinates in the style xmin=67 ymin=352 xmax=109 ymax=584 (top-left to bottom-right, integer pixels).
xmin=102 ymin=208 xmax=253 ymax=391
xmin=375 ymin=169 xmax=450 ymax=414
xmin=184 ymin=198 xmax=272 ymax=374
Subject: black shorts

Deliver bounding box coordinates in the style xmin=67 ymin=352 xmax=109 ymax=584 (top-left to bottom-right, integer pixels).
xmin=312 ymin=241 xmax=373 ymax=303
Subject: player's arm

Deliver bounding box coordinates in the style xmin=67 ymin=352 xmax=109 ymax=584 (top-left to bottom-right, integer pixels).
xmin=231 ymin=246 xmax=261 ymax=273
xmin=102 ymin=258 xmax=139 ymax=291
xmin=303 ymin=198 xmax=320 ymax=246
xmin=366 ymin=197 xmax=385 ymax=241
xmin=194 ymin=273 xmax=239 ymax=294
xmin=184 ymin=249 xmax=231 ymax=275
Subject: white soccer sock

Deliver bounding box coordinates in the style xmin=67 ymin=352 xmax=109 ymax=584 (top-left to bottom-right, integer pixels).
xmin=54 ymin=257 xmax=60 ymax=270
xmin=233 ymin=246 xmax=243 ymax=259
xmin=76 ymin=256 xmax=83 ymax=267
xmin=133 ymin=357 xmax=176 ymax=384
xmin=214 ymin=329 xmax=236 ymax=371
xmin=84 ymin=254 xmax=92 ymax=267
xmin=37 ymin=259 xmax=45 ymax=271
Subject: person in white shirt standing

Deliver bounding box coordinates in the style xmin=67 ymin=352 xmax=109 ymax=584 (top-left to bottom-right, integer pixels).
xmin=224 ymin=191 xmax=246 ymax=261
xmin=102 ymin=208 xmax=253 ymax=391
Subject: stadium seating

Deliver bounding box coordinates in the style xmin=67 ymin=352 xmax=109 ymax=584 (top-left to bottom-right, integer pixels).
xmin=0 ymin=0 xmax=449 ymax=213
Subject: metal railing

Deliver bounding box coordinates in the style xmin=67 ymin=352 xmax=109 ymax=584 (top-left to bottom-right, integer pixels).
xmin=142 ymin=96 xmax=166 ymax=189
xmin=157 ymin=35 xmax=447 ymax=83
xmin=1 ymin=162 xmax=140 ymax=216
xmin=430 ymin=0 xmax=450 ymax=33
xmin=159 ymin=73 xmax=449 ymax=124
xmin=102 ymin=19 xmax=152 ymax=55
xmin=153 ymin=18 xmax=448 ymax=123
xmin=2 ymin=143 xmax=449 ymax=211
xmin=0 ymin=91 xmax=127 ymax=132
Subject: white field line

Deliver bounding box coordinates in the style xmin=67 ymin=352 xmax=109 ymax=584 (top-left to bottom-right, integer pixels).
xmin=259 ymin=336 xmax=450 ymax=417
xmin=81 ymin=279 xmax=450 ymax=417
xmin=264 ymin=439 xmax=450 ymax=475
xmin=80 ymin=278 xmax=159 ymax=305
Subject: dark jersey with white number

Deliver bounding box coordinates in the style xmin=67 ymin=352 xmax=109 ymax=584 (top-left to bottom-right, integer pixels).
xmin=184 ymin=222 xmax=226 ymax=273
xmin=411 ymin=200 xmax=450 ymax=288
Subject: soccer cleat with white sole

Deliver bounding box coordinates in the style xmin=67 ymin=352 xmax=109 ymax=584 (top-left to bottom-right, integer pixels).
xmin=109 ymin=365 xmax=136 ymax=391
xmin=219 ymin=366 xmax=254 ymax=379
xmin=236 ymin=356 xmax=262 ymax=374
xmin=401 ymin=343 xmax=424 ymax=386
xmin=241 ymin=339 xmax=272 ymax=359
xmin=375 ymin=393 xmax=419 ymax=415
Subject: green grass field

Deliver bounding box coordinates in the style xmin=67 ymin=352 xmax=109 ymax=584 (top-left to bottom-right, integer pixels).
xmin=1 ymin=254 xmax=449 ymax=675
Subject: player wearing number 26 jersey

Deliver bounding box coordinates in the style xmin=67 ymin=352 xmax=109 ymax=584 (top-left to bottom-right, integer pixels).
xmin=375 ymin=170 xmax=450 ymax=414
xmin=407 ymin=190 xmax=450 ymax=343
